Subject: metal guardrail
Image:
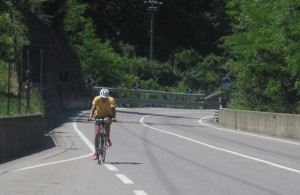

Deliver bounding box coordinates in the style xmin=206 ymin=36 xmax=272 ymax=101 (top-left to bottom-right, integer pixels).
xmin=92 ymin=86 xmax=205 ymax=107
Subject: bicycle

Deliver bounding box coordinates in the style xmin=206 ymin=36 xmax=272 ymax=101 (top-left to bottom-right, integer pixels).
xmin=95 ymin=118 xmax=111 ymax=165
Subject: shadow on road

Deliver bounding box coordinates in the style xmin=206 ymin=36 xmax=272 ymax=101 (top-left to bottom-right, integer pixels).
xmin=106 ymin=162 xmax=142 ymax=165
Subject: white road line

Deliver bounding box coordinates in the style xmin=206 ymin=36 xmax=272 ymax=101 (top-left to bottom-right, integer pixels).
xmin=9 ymin=110 xmax=148 ymax=194
xmin=10 ymin=112 xmax=92 ymax=173
xmin=199 ymin=116 xmax=300 ymax=146
xmin=11 ymin=112 xmax=106 ymax=172
xmin=115 ymin=174 xmax=134 ymax=184
xmin=140 ymin=114 xmax=300 ymax=174
xmin=134 ymin=190 xmax=148 ymax=195
xmin=72 ymin=112 xmax=95 ymax=152
xmin=12 ymin=153 xmax=93 ymax=173
xmin=73 ymin=113 xmax=121 ymax=172
xmin=105 ymin=164 xmax=119 ymax=171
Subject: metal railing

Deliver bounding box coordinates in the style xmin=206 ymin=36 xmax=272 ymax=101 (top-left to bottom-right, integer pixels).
xmin=92 ymin=86 xmax=205 ymax=108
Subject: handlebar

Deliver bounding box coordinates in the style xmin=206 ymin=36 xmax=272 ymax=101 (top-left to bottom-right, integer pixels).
xmin=95 ymin=118 xmax=112 ymax=124
xmin=87 ymin=117 xmax=116 ymax=123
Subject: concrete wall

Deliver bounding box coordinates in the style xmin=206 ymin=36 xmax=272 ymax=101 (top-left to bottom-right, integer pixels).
xmin=219 ymin=109 xmax=300 ymax=140
xmin=0 ymin=113 xmax=43 ymax=162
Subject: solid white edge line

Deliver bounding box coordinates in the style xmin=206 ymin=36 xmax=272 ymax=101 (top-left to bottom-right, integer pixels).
xmin=72 ymin=112 xmax=95 ymax=152
xmin=199 ymin=116 xmax=300 ymax=146
xmin=11 ymin=112 xmax=92 ymax=173
xmin=140 ymin=114 xmax=300 ymax=174
xmin=12 ymin=153 xmax=93 ymax=173
xmin=115 ymin=174 xmax=134 ymax=184
xmin=12 ymin=111 xmax=96 ymax=173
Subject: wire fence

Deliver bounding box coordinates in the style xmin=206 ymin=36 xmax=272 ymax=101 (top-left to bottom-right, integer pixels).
xmin=0 ymin=58 xmax=42 ymax=116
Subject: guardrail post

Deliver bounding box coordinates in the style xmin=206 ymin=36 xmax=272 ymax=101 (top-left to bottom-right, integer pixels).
xmin=214 ymin=109 xmax=219 ymax=122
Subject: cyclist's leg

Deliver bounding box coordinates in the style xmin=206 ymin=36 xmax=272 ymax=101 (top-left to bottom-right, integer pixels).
xmin=104 ymin=116 xmax=112 ymax=145
xmin=94 ymin=124 xmax=100 ymax=153
xmin=104 ymin=117 xmax=112 ymax=138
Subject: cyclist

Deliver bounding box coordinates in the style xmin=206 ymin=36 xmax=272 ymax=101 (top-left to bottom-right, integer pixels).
xmin=88 ymin=88 xmax=117 ymax=160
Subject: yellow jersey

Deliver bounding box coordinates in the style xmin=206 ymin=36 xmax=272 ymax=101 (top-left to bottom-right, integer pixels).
xmin=92 ymin=96 xmax=116 ymax=117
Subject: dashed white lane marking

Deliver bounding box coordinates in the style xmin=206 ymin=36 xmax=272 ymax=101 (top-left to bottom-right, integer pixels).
xmin=140 ymin=114 xmax=300 ymax=174
xmin=105 ymin=164 xmax=119 ymax=171
xmin=75 ymin=112 xmax=145 ymax=193
xmin=115 ymin=174 xmax=134 ymax=184
xmin=134 ymin=190 xmax=148 ymax=195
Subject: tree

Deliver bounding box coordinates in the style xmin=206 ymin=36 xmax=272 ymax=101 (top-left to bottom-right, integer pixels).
xmin=0 ymin=0 xmax=30 ymax=62
xmin=222 ymin=0 xmax=300 ymax=113
xmin=169 ymin=49 xmax=223 ymax=93
xmin=80 ymin=0 xmax=229 ymax=61
xmin=62 ymin=0 xmax=124 ymax=86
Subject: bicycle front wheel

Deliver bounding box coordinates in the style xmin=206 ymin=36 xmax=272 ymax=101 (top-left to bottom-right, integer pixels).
xmin=97 ymin=148 xmax=102 ymax=164
xmin=97 ymin=132 xmax=107 ymax=164
xmin=97 ymin=132 xmax=104 ymax=165
xmin=102 ymin=147 xmax=106 ymax=163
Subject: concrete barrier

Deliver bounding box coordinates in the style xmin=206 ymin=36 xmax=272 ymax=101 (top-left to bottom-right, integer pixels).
xmin=0 ymin=113 xmax=43 ymax=162
xmin=219 ymin=109 xmax=300 ymax=140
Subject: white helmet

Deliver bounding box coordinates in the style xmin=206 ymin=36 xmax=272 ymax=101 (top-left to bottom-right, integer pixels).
xmin=99 ymin=88 xmax=109 ymax=98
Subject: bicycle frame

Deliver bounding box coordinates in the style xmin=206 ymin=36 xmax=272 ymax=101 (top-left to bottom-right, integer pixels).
xmin=95 ymin=118 xmax=108 ymax=164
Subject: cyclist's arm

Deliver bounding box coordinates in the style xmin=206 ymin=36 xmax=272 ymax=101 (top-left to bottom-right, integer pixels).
xmin=88 ymin=104 xmax=96 ymax=121
xmin=111 ymin=107 xmax=117 ymax=121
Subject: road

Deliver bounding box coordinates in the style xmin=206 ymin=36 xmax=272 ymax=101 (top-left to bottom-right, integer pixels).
xmin=1 ymin=108 xmax=300 ymax=195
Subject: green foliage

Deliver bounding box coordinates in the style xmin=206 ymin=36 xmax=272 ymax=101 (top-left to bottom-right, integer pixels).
xmin=223 ymin=0 xmax=300 ymax=113
xmin=0 ymin=0 xmax=47 ymax=116
xmin=14 ymin=0 xmax=46 ymax=12
xmin=0 ymin=89 xmax=43 ymax=116
xmin=0 ymin=61 xmax=8 ymax=94
xmin=118 ymin=41 xmax=136 ymax=58
xmin=0 ymin=0 xmax=28 ymax=62
xmin=60 ymin=0 xmax=226 ymax=95
xmin=63 ymin=0 xmax=118 ymax=85
xmin=140 ymin=79 xmax=160 ymax=91
xmin=0 ymin=0 xmax=234 ymax=116
xmin=1 ymin=53 xmax=43 ymax=116
xmin=63 ymin=0 xmax=206 ymax=92
xmin=0 ymin=12 xmax=13 ymax=60
xmin=169 ymin=50 xmax=223 ymax=93
xmin=172 ymin=49 xmax=202 ymax=71
xmin=81 ymin=0 xmax=229 ymax=61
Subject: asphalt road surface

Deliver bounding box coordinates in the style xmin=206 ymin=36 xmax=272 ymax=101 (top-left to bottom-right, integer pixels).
xmin=1 ymin=107 xmax=300 ymax=195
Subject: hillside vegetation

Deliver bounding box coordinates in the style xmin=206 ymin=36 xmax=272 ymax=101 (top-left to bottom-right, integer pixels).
xmin=1 ymin=0 xmax=300 ymax=115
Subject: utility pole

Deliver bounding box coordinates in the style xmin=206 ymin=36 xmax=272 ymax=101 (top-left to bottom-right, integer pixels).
xmin=144 ymin=0 xmax=163 ymax=61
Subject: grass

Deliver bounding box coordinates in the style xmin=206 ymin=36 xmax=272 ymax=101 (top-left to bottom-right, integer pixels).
xmin=0 ymin=60 xmax=43 ymax=116
xmin=0 ymin=90 xmax=43 ymax=116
